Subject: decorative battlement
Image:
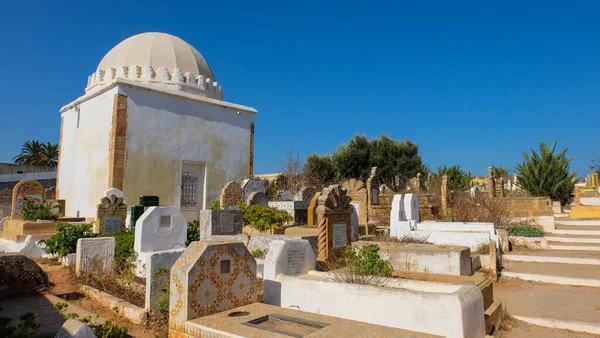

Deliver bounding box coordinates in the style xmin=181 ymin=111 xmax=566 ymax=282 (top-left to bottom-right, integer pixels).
xmin=85 ymin=65 xmax=224 ymax=100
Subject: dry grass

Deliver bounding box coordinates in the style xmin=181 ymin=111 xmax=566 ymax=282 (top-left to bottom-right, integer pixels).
xmin=362 ymin=232 xmax=431 ymax=245
xmin=78 ymin=271 xmax=145 ymax=308
xmin=474 ymin=242 xmax=490 ymax=254
xmin=327 ymin=267 xmax=394 ymax=288
xmin=449 ymin=192 xmax=512 ymax=226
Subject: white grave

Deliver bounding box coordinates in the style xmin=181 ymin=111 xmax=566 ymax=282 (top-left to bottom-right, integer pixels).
xmin=75 ymin=237 xmax=115 ymax=275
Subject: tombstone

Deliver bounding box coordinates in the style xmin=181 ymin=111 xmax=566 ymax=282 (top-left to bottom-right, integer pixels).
xmin=263 ymin=239 xmax=316 ymax=305
xmin=75 ymin=237 xmax=115 ymax=275
xmin=268 ymin=201 xmax=310 ymax=225
xmin=219 ymin=181 xmax=244 ymax=210
xmin=390 ymin=194 xmax=419 ymax=223
xmin=146 ymin=249 xmax=185 ymax=313
xmin=316 ymin=185 xmax=353 ymax=264
xmin=349 ymin=204 xmax=359 ymax=241
xmin=104 ymin=187 xmax=124 ymax=198
xmin=134 ymin=206 xmax=187 ymax=253
xmin=169 ymin=241 xmax=262 ymax=327
xmin=11 ymin=180 xmax=44 ymax=219
xmin=241 ymin=179 xmax=266 ymax=201
xmin=199 ymin=210 xmax=243 ymax=240
xmin=295 ymin=186 xmax=317 ymax=201
xmin=367 ymin=167 xmax=380 ymax=206
xmin=18 ymin=235 xmax=46 ymax=259
xmin=247 ymin=191 xmax=268 ymax=206
xmin=96 ymin=192 xmax=128 ymax=234
xmin=306 ymin=192 xmax=321 ymax=226
xmin=277 ymin=190 xmax=294 ymax=201
xmin=341 ymin=179 xmax=367 ymax=225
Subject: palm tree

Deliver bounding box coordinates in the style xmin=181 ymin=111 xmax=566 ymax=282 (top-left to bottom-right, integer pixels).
xmin=515 ymin=141 xmax=576 ymax=203
xmin=13 ymin=140 xmax=59 ymax=167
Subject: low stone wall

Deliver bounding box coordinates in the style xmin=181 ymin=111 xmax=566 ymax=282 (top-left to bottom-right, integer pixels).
xmin=508 ymin=236 xmax=549 ymax=250
xmin=503 ymin=196 xmax=553 ymax=217
xmin=353 ymin=241 xmax=472 ymax=276
xmin=273 ymin=271 xmax=485 ymax=338
xmin=0 ymin=253 xmax=48 ymax=297
xmin=80 ymin=284 xmax=148 ymax=324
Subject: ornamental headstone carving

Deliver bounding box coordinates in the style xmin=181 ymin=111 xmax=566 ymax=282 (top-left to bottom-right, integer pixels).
xmin=316 ymin=185 xmax=353 ymax=264
xmin=219 ymin=181 xmax=244 ymax=210
xmin=11 ymin=180 xmax=44 ymax=219
xmin=341 ymin=179 xmax=367 ymax=225
xmin=96 ymin=191 xmax=128 ymax=234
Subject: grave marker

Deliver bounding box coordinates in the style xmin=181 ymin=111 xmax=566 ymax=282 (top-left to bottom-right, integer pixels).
xmin=241 ymin=179 xmax=266 ymax=201
xmin=75 ymin=237 xmax=115 ymax=275
xmin=341 ymin=179 xmax=367 ymax=225
xmin=247 ymin=191 xmax=268 ymax=206
xmin=11 ymin=180 xmax=44 ymax=219
xmin=134 ymin=207 xmax=187 ymax=253
xmin=199 ymin=210 xmax=243 ymax=240
xmin=219 ymin=181 xmax=244 ymax=210
xmin=316 ymin=185 xmax=353 ymax=264
xmin=96 ymin=191 xmax=128 ymax=233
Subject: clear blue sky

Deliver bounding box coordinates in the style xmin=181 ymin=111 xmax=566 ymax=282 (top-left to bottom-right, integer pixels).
xmin=1 ymin=1 xmax=598 ymax=177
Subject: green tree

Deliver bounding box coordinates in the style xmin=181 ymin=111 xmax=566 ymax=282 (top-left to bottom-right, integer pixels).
xmin=515 ymin=141 xmax=576 ymax=203
xmin=304 ymin=154 xmax=336 ymax=187
xmin=13 ymin=141 xmax=58 ymax=166
xmin=492 ymin=166 xmax=510 ymax=181
xmin=332 ymin=134 xmax=372 ymax=182
xmin=436 ymin=165 xmax=472 ymax=191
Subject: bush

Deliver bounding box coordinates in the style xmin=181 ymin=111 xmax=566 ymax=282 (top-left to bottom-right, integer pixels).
xmin=102 ymin=231 xmax=135 ymax=264
xmin=237 ymin=204 xmax=293 ymax=233
xmin=21 ymin=198 xmax=59 ymax=221
xmin=0 ymin=309 xmax=40 ymax=338
xmin=342 ymin=245 xmax=393 ymax=277
xmin=39 ymin=224 xmax=96 ymax=257
xmin=186 ymin=220 xmax=200 ymax=246
xmin=251 ymin=249 xmax=264 ymax=259
xmin=507 ymin=226 xmax=544 ymax=237
xmin=209 ymin=200 xmax=220 ymax=211
xmin=54 ymin=302 xmax=128 ymax=338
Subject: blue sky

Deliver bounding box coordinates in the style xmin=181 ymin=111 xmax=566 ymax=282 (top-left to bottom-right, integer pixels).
xmin=1 ymin=1 xmax=598 ymax=177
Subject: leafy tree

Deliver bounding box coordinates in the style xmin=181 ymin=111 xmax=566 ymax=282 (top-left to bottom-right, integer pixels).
xmin=436 ymin=165 xmax=471 ymax=191
xmin=515 ymin=141 xmax=576 ymax=203
xmin=492 ymin=166 xmax=511 ymax=181
xmin=304 ymin=154 xmax=336 ymax=188
xmin=332 ymin=134 xmax=372 ymax=182
xmin=13 ymin=140 xmax=58 ymax=167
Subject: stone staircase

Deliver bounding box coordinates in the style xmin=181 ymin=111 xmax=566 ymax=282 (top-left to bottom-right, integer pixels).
xmin=498 ymin=218 xmax=600 ymax=335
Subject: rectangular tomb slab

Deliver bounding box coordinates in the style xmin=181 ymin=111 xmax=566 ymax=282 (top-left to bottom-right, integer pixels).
xmin=181 ymin=303 xmax=440 ymax=338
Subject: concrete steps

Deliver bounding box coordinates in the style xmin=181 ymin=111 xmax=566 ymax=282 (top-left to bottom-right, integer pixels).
xmin=548 ymin=242 xmax=600 ymax=251
xmin=544 ymin=233 xmax=600 ymax=244
xmin=502 ymin=261 xmax=600 ymax=287
xmin=550 ymin=224 xmax=600 ymax=236
xmin=504 ymin=250 xmax=600 ymax=265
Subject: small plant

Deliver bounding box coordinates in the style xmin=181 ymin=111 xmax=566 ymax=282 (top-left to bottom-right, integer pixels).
xmin=251 ymin=248 xmax=264 ymax=259
xmin=342 ymin=245 xmax=393 ymax=277
xmin=154 ymin=268 xmax=170 ymax=318
xmin=39 ymin=224 xmax=96 ymax=257
xmin=209 ymin=200 xmax=221 ymax=211
xmin=237 ymin=204 xmax=293 ymax=233
xmin=21 ymin=197 xmax=59 ymax=221
xmin=102 ymin=231 xmax=136 ymax=274
xmin=0 ymin=309 xmax=40 ymax=338
xmin=507 ymin=226 xmax=544 ymax=237
xmin=186 ymin=220 xmax=200 ymax=245
xmin=54 ymin=301 xmax=128 ymax=338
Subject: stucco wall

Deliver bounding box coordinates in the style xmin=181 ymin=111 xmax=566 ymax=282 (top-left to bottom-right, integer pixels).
xmin=58 ymin=88 xmax=116 ymax=217
xmin=120 ymin=86 xmax=254 ymax=215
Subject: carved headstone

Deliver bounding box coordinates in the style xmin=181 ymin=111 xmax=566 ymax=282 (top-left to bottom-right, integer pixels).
xmin=307 ymin=192 xmax=321 ymax=226
xmin=11 ymin=180 xmax=44 ymax=219
xmin=367 ymin=167 xmax=380 ymax=206
xmin=219 ymin=181 xmax=244 ymax=210
xmin=316 ymin=185 xmax=353 ymax=264
xmin=295 ymin=186 xmax=317 ymax=201
xmin=134 ymin=206 xmax=187 ymax=253
xmin=199 ymin=210 xmax=243 ymax=240
xmin=341 ymin=179 xmax=367 ymax=225
xmin=241 ymin=179 xmax=266 ymax=201
xmin=96 ymin=192 xmax=128 ymax=234
xmin=169 ymin=241 xmax=261 ymax=329
xmin=247 ymin=191 xmax=268 ymax=206
xmin=75 ymin=237 xmax=115 ymax=275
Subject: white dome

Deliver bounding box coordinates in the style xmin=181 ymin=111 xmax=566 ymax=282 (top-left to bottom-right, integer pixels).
xmin=98 ymin=32 xmax=216 ymax=80
xmin=86 ymin=32 xmax=223 ymax=100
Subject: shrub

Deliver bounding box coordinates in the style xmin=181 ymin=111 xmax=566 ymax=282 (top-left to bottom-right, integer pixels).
xmin=39 ymin=224 xmax=96 ymax=257
xmin=507 ymin=226 xmax=544 ymax=237
xmin=0 ymin=309 xmax=40 ymax=338
xmin=54 ymin=302 xmax=128 ymax=338
xmin=102 ymin=231 xmax=135 ymax=261
xmin=342 ymin=245 xmax=392 ymax=277
xmin=251 ymin=248 xmax=264 ymax=259
xmin=237 ymin=204 xmax=293 ymax=233
xmin=186 ymin=220 xmax=200 ymax=245
xmin=209 ymin=200 xmax=220 ymax=211
xmin=21 ymin=198 xmax=59 ymax=221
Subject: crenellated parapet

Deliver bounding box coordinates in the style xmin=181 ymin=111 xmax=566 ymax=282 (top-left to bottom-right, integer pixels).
xmin=86 ymin=65 xmax=224 ymax=100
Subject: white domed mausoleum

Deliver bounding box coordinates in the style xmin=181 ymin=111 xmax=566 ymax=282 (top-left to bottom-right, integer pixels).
xmin=57 ymin=32 xmax=257 ymax=221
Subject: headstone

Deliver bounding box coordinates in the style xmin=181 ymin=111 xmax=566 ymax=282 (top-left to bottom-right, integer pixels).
xmin=18 ymin=235 xmax=46 ymax=259
xmin=134 ymin=207 xmax=187 ymax=253
xmin=169 ymin=241 xmax=261 ymax=325
xmin=104 ymin=187 xmax=124 ymax=198
xmin=75 ymin=237 xmax=115 ymax=275
xmin=350 ymin=203 xmax=359 ymax=241
xmin=391 ymin=194 xmax=407 ymax=223
xmin=199 ymin=210 xmax=243 ymax=240
xmin=11 ymin=179 xmax=44 ymax=219
xmin=145 ymin=249 xmax=185 ymax=313
xmin=341 ymin=179 xmax=367 ymax=225
xmin=55 ymin=319 xmax=96 ymax=338
xmin=277 ymin=190 xmax=294 ymax=201
xmin=307 ymin=192 xmax=321 ymax=226
xmin=367 ymin=167 xmax=380 ymax=206
xmin=403 ymin=194 xmax=419 ymax=222
xmin=263 ymin=239 xmax=316 ymax=305
xmin=241 ymin=179 xmax=266 ymax=201
xmin=96 ymin=193 xmax=128 ymax=234
xmin=219 ymin=181 xmax=244 ymax=210
xmin=295 ymin=186 xmax=317 ymax=201
xmin=247 ymin=191 xmax=268 ymax=206
xmin=316 ymin=185 xmax=353 ymax=264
